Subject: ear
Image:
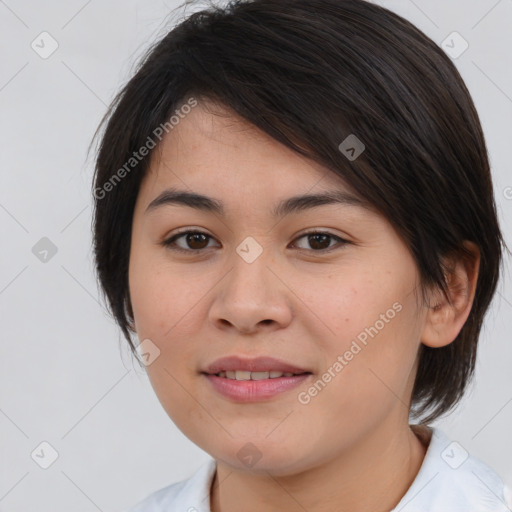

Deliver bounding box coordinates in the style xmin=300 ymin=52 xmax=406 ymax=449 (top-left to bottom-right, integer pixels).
xmin=421 ymin=241 xmax=480 ymax=348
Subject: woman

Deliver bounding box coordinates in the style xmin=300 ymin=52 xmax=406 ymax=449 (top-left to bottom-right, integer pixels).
xmin=91 ymin=0 xmax=510 ymax=510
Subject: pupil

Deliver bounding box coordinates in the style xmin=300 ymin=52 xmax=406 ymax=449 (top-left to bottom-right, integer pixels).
xmin=309 ymin=234 xmax=330 ymax=250
xmin=188 ymin=233 xmax=207 ymax=249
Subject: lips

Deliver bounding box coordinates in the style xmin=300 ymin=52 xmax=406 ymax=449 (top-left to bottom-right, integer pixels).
xmin=202 ymin=356 xmax=312 ymax=402
xmin=202 ymin=355 xmax=311 ymax=376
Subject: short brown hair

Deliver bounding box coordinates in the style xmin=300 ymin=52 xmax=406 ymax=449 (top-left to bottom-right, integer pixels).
xmin=91 ymin=0 xmax=507 ymax=423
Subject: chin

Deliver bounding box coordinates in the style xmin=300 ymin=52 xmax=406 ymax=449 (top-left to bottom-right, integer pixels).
xmin=209 ymin=439 xmax=318 ymax=476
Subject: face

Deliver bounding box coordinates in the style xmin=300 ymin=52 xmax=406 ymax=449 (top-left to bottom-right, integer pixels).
xmin=128 ymin=100 xmax=428 ymax=475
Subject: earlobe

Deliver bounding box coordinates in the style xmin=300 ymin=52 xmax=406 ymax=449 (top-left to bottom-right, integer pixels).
xmin=421 ymin=241 xmax=480 ymax=349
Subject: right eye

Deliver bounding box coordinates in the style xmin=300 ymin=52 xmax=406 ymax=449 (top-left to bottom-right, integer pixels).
xmin=161 ymin=230 xmax=218 ymax=253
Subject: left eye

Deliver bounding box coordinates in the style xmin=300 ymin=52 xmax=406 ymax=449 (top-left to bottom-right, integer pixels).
xmin=293 ymin=232 xmax=347 ymax=251
xmin=162 ymin=230 xmax=348 ymax=253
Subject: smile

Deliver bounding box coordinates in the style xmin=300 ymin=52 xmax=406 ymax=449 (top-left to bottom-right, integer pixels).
xmin=204 ymin=372 xmax=312 ymax=402
xmin=215 ymin=370 xmax=307 ymax=380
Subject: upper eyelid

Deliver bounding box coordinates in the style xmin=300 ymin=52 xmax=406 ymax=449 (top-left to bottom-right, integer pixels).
xmin=167 ymin=228 xmax=345 ymax=240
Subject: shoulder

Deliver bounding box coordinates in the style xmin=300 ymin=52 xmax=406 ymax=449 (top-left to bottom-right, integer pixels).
xmin=394 ymin=427 xmax=510 ymax=512
xmin=125 ymin=458 xmax=217 ymax=512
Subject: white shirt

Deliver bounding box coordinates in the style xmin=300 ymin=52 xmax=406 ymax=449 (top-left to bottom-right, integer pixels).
xmin=126 ymin=427 xmax=510 ymax=512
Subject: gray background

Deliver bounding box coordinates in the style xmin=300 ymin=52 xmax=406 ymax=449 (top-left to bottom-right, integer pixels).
xmin=1 ymin=0 xmax=511 ymax=510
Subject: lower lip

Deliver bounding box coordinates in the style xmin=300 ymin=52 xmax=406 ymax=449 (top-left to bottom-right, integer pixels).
xmin=203 ymin=373 xmax=312 ymax=402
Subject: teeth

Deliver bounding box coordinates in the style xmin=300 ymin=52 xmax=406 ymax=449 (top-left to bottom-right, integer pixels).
xmin=251 ymin=371 xmax=270 ymax=380
xmin=217 ymin=370 xmax=301 ymax=380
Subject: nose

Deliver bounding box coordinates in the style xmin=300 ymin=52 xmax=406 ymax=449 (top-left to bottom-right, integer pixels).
xmin=208 ymin=246 xmax=293 ymax=335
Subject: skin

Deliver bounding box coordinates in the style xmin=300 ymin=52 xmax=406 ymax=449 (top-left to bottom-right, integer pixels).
xmin=128 ymin=99 xmax=479 ymax=512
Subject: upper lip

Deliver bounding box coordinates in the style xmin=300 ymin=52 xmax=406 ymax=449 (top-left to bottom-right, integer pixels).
xmin=203 ymin=356 xmax=311 ymax=375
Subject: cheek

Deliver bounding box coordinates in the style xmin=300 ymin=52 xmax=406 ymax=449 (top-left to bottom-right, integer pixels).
xmin=303 ymin=265 xmax=406 ymax=346
xmin=129 ymin=256 xmax=201 ymax=338
xmin=129 ymin=262 xmax=205 ymax=427
xmin=309 ymin=264 xmax=422 ymax=398
xmin=129 ymin=270 xmax=167 ymax=336
xmin=128 ymin=258 xmax=213 ymax=401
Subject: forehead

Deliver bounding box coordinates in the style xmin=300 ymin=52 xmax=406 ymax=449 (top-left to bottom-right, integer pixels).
xmin=140 ymin=100 xmax=362 ymax=206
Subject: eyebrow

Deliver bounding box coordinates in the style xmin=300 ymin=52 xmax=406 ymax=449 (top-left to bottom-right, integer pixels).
xmin=144 ymin=187 xmax=369 ymax=218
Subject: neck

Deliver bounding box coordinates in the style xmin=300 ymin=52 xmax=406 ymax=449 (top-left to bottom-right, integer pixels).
xmin=210 ymin=422 xmax=429 ymax=512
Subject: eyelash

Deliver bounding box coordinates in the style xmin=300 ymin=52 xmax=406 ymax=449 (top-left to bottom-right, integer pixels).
xmin=161 ymin=229 xmax=350 ymax=254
